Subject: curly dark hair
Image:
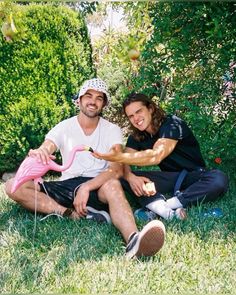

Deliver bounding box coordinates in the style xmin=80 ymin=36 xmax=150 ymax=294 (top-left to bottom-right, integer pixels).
xmin=122 ymin=93 xmax=166 ymax=141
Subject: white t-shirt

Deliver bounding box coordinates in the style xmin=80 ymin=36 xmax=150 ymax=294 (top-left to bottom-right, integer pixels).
xmin=45 ymin=116 xmax=123 ymax=180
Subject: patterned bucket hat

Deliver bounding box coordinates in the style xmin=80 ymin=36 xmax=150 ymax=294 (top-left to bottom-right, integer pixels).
xmin=74 ymin=78 xmax=110 ymax=106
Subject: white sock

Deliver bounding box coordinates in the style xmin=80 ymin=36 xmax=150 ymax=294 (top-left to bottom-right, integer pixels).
xmin=166 ymin=197 xmax=183 ymax=210
xmin=146 ymin=199 xmax=175 ymax=220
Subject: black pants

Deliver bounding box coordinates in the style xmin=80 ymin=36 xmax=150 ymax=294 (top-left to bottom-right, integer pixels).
xmin=121 ymin=169 xmax=229 ymax=208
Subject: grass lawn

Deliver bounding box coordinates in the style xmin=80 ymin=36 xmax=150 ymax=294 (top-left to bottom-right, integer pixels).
xmin=0 ymin=179 xmax=235 ymax=294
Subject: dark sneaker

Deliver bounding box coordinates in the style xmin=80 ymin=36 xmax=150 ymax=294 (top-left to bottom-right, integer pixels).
xmin=125 ymin=220 xmax=166 ymax=259
xmin=86 ymin=206 xmax=111 ymax=223
xmin=134 ymin=208 xmax=157 ymax=221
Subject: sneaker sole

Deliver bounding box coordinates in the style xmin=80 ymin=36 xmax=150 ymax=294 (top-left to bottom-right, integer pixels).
xmin=86 ymin=206 xmax=111 ymax=223
xmin=126 ymin=220 xmax=166 ymax=259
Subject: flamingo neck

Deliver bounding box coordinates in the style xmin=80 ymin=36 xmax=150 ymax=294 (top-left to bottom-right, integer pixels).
xmin=59 ymin=145 xmax=85 ymax=171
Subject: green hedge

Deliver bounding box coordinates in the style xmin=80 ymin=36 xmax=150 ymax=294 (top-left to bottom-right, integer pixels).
xmin=0 ymin=3 xmax=95 ymax=173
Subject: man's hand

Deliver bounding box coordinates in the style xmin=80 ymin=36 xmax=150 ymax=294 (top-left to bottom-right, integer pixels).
xmin=127 ymin=173 xmax=156 ymax=197
xmin=28 ymin=140 xmax=57 ymax=165
xmin=28 ymin=147 xmax=56 ymax=165
xmin=93 ymin=146 xmax=124 ymax=162
xmin=73 ymin=183 xmax=90 ymax=217
xmin=93 ymin=138 xmax=178 ymax=166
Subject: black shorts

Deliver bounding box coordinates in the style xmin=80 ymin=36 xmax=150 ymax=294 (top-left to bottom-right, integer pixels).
xmin=39 ymin=176 xmax=109 ymax=212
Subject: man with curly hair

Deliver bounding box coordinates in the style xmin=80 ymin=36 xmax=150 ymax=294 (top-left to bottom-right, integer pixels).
xmin=94 ymin=93 xmax=229 ymax=220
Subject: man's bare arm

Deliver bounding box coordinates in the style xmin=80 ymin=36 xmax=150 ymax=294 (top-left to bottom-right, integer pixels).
xmin=93 ymin=138 xmax=178 ymax=166
xmin=28 ymin=139 xmax=57 ymax=164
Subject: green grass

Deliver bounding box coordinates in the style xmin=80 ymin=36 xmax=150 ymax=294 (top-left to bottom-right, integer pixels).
xmin=0 ymin=180 xmax=236 ymax=294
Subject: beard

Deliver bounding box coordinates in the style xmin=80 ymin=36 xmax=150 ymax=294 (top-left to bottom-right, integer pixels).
xmin=80 ymin=104 xmax=102 ymax=118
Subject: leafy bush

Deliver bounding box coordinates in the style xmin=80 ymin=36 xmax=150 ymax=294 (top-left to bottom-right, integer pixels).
xmin=130 ymin=2 xmax=236 ymax=176
xmin=0 ymin=3 xmax=95 ymax=173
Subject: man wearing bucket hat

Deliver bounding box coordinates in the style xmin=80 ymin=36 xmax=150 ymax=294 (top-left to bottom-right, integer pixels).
xmin=5 ymin=78 xmax=166 ymax=259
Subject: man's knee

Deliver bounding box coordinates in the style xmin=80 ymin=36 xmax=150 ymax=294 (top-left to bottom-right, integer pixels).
xmin=4 ymin=179 xmax=22 ymax=202
xmin=4 ymin=178 xmax=35 ymax=202
xmin=208 ymin=169 xmax=229 ymax=197
xmin=101 ymin=178 xmax=122 ymax=191
xmin=98 ymin=178 xmax=125 ymax=202
xmin=4 ymin=179 xmax=14 ymax=198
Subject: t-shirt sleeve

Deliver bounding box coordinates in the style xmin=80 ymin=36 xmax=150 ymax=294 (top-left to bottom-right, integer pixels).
xmin=159 ymin=116 xmax=191 ymax=140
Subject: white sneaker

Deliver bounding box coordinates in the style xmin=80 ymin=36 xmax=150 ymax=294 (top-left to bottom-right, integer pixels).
xmin=166 ymin=196 xmax=183 ymax=210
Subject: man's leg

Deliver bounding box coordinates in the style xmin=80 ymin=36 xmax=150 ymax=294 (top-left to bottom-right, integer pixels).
xmin=167 ymin=169 xmax=229 ymax=209
xmin=121 ymin=171 xmax=186 ymax=220
xmin=98 ymin=178 xmax=137 ymax=243
xmin=97 ymin=178 xmax=166 ymax=258
xmin=5 ymin=178 xmax=69 ymax=215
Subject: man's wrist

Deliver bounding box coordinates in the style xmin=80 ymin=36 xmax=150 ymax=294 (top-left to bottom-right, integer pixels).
xmin=39 ymin=146 xmax=50 ymax=154
xmin=125 ymin=172 xmax=134 ymax=182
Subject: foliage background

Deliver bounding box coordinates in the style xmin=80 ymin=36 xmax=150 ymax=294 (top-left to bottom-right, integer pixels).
xmin=135 ymin=2 xmax=236 ymax=176
xmin=96 ymin=2 xmax=235 ymax=180
xmin=0 ymin=3 xmax=95 ymax=174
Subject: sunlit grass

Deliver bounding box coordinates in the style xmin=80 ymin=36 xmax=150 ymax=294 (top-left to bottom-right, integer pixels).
xmin=0 ymin=181 xmax=235 ymax=294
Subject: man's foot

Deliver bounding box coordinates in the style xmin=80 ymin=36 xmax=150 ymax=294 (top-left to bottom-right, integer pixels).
xmin=175 ymin=208 xmax=187 ymax=220
xmin=134 ymin=208 xmax=157 ymax=221
xmin=39 ymin=208 xmax=80 ymax=221
xmin=125 ymin=220 xmax=166 ymax=259
xmin=166 ymin=195 xmax=183 ymax=210
xmin=86 ymin=206 xmax=111 ymax=223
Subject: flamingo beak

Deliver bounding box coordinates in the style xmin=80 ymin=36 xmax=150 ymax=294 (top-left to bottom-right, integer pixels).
xmin=86 ymin=146 xmax=94 ymax=152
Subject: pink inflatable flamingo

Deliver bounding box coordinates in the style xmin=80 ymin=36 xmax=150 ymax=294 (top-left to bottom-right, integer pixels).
xmin=11 ymin=145 xmax=93 ymax=193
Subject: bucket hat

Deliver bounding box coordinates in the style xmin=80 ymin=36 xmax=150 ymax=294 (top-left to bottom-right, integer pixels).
xmin=74 ymin=78 xmax=110 ymax=106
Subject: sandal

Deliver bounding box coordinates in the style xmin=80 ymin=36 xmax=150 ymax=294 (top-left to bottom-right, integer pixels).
xmin=63 ymin=208 xmax=74 ymax=217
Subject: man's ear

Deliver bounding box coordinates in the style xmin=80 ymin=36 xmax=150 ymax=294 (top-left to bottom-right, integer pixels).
xmin=76 ymin=96 xmax=83 ymax=108
xmin=148 ymin=104 xmax=154 ymax=114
